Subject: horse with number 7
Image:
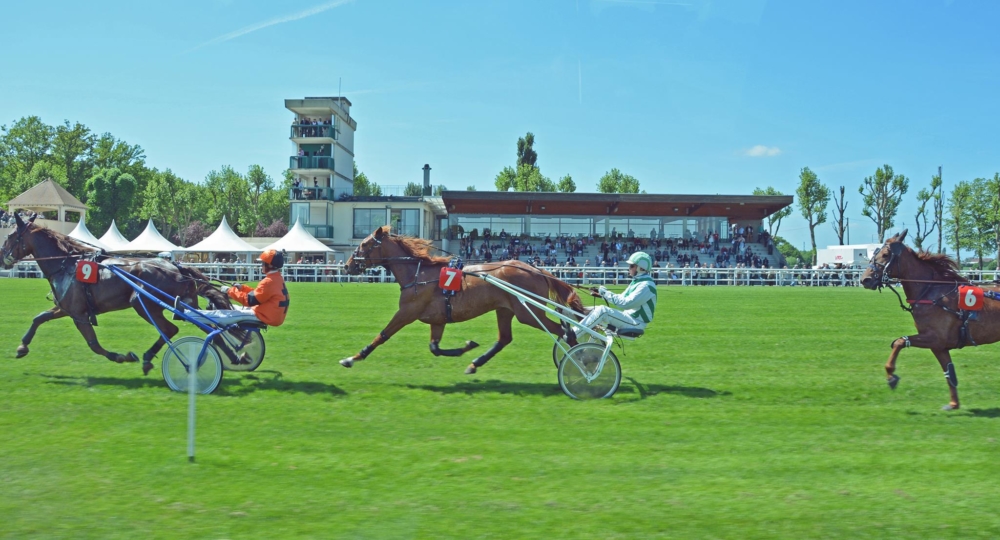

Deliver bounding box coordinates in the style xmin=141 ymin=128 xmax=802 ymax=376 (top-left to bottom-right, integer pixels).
xmin=860 ymin=229 xmax=1000 ymax=410
xmin=339 ymin=226 xmax=585 ymax=374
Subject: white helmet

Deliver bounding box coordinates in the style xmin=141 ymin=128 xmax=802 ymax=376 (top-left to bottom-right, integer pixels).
xmin=626 ymin=252 xmax=653 ymax=272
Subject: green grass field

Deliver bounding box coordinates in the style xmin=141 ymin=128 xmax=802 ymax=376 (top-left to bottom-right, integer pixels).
xmin=1 ymin=279 xmax=999 ymax=539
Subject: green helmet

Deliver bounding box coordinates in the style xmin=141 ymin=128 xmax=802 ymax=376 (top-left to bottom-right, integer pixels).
xmin=626 ymin=252 xmax=653 ymax=272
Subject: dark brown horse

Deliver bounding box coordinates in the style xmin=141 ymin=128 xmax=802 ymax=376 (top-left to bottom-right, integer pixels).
xmin=860 ymin=229 xmax=1000 ymax=410
xmin=1 ymin=212 xmax=231 ymax=374
xmin=339 ymin=226 xmax=585 ymax=374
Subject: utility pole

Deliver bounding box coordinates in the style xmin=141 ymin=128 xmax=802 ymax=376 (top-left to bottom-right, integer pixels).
xmin=847 ymin=217 xmax=850 ymax=244
xmin=937 ymin=166 xmax=943 ymax=253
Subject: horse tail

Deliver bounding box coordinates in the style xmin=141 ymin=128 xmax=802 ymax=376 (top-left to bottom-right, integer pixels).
xmin=177 ymin=265 xmax=233 ymax=310
xmin=543 ymin=273 xmax=585 ymax=321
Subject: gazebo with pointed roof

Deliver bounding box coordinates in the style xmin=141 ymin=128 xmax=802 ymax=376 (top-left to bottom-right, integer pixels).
xmin=6 ymin=179 xmax=88 ymax=235
xmin=99 ymin=220 xmax=132 ymax=252
xmin=116 ymin=219 xmax=178 ymax=253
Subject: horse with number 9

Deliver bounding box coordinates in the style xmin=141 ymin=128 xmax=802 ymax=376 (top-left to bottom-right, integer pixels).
xmin=860 ymin=229 xmax=1000 ymax=410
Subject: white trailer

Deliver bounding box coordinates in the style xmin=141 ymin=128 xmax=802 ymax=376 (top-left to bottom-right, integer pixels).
xmin=816 ymin=244 xmax=880 ymax=267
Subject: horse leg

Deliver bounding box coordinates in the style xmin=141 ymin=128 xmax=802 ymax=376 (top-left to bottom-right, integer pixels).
xmin=17 ymin=306 xmax=66 ymax=358
xmin=132 ymin=300 xmax=179 ymax=376
xmin=885 ymin=332 xmax=946 ymax=392
xmin=73 ymin=319 xmax=139 ymax=365
xmin=339 ymin=309 xmax=418 ymax=368
xmin=428 ymin=324 xmax=479 ymax=357
xmin=932 ymin=349 xmax=960 ymax=411
xmin=465 ymin=309 xmax=514 ymax=375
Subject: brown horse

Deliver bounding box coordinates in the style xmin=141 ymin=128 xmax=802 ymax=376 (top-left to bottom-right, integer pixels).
xmin=339 ymin=226 xmax=585 ymax=374
xmin=860 ymin=229 xmax=1000 ymax=410
xmin=1 ymin=212 xmax=231 ymax=374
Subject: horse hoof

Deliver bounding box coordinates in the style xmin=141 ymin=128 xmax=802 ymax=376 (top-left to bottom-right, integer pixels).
xmin=466 ymin=341 xmax=480 ymax=350
xmin=339 ymin=358 xmax=354 ymax=368
xmin=887 ymin=374 xmax=900 ymax=390
xmin=142 ymin=362 xmax=154 ymax=376
xmin=942 ymin=404 xmax=959 ymax=411
xmin=465 ymin=365 xmax=477 ymax=375
xmin=15 ymin=346 xmax=28 ymax=358
xmin=125 ymin=352 xmax=140 ymax=363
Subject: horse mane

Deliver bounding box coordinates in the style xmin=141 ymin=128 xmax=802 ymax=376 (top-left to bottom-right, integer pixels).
xmin=383 ymin=227 xmax=451 ymax=264
xmin=914 ymin=249 xmax=969 ymax=283
xmin=31 ymin=225 xmax=101 ymax=254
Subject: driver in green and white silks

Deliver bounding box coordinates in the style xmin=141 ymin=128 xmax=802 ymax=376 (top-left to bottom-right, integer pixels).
xmin=577 ymin=252 xmax=657 ymax=338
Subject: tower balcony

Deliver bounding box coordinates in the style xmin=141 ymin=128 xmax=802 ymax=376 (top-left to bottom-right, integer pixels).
xmin=289 ymin=156 xmax=334 ymax=172
xmin=290 ymin=124 xmax=339 ymax=142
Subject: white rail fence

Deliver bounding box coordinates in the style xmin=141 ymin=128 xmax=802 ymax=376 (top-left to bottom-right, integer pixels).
xmin=7 ymin=262 xmax=997 ymax=287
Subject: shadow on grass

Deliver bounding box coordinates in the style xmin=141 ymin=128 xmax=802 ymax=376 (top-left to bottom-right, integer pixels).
xmin=967 ymin=408 xmax=1000 ymax=418
xmin=405 ymin=377 xmax=728 ymax=400
xmin=41 ymin=373 xmax=165 ymax=390
xmin=217 ymin=371 xmax=347 ymax=397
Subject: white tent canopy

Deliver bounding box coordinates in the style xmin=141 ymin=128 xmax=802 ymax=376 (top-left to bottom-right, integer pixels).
xmin=98 ymin=220 xmax=131 ymax=251
xmin=263 ymin=219 xmax=334 ymax=253
xmin=67 ymin=215 xmax=108 ymax=251
xmin=116 ymin=219 xmax=178 ymax=253
xmin=179 ymin=216 xmax=259 ymax=253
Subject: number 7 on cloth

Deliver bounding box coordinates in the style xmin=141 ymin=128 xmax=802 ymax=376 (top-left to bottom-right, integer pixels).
xmin=439 ymin=267 xmax=463 ymax=291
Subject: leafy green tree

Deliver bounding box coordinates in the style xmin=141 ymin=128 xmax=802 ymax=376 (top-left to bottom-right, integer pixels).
xmin=142 ymin=169 xmax=197 ymax=243
xmin=516 ymin=132 xmax=537 ymax=168
xmin=495 ymin=164 xmax=555 ymax=192
xmin=244 ymin=164 xmax=276 ymax=233
xmin=52 ymin=121 xmax=95 ymax=197
xmin=990 ymin=173 xmax=1000 ymax=269
xmin=85 ymin=168 xmax=138 ymax=234
xmin=965 ymin=177 xmax=996 ymax=270
xmin=466 ymin=185 xmax=477 ymax=191
xmin=404 ymin=182 xmax=423 ymax=196
xmin=796 ymin=167 xmax=830 ymax=265
xmin=558 ymin=174 xmax=576 ymax=193
xmin=352 ymin=163 xmax=383 ymax=197
xmin=912 ymin=172 xmax=942 ymax=251
xmin=597 ymin=168 xmax=640 ymax=194
xmin=860 ymin=164 xmax=909 ymax=243
xmin=13 ymin=161 xmax=68 ymax=196
xmin=1 ymin=116 xmax=54 ymax=180
xmin=946 ymin=181 xmax=972 ymax=266
xmin=753 ymin=186 xmax=792 ymax=239
xmin=204 ymin=166 xmax=251 ymax=235
xmin=433 ymin=184 xmax=448 ymax=196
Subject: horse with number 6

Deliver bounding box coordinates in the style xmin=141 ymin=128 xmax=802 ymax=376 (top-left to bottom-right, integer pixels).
xmin=339 ymin=226 xmax=585 ymax=374
xmin=0 ymin=212 xmax=231 ymax=374
xmin=860 ymin=229 xmax=1000 ymax=410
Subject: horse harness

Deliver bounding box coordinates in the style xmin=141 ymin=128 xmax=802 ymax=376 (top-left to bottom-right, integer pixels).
xmin=870 ymin=242 xmax=989 ymax=349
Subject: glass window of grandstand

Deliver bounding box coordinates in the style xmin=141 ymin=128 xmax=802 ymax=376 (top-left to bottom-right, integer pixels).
xmin=291 ymin=203 xmax=310 ymax=226
xmin=389 ymin=209 xmax=420 ymax=237
xmin=354 ymin=208 xmax=387 ymax=238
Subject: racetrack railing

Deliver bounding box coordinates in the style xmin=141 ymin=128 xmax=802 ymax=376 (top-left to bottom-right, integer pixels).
xmin=6 ymin=261 xmax=999 ymax=287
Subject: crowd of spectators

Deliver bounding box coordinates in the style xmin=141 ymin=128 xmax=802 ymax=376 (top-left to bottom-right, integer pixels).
xmin=293 ymin=117 xmax=333 ymax=137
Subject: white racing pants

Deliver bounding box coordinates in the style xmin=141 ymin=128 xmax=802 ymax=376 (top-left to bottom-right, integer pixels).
xmin=190 ymin=307 xmax=261 ymax=328
xmin=575 ymin=305 xmax=645 ymax=339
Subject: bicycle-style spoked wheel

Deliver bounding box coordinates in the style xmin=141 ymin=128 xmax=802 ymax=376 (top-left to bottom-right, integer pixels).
xmin=558 ymin=342 xmax=621 ymax=400
xmin=552 ymin=330 xmax=597 ymax=368
xmin=215 ymin=327 xmax=266 ymax=372
xmin=162 ymin=336 xmax=224 ymax=394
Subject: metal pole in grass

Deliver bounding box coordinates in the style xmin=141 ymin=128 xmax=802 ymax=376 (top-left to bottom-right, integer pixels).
xmin=188 ymin=347 xmax=197 ymax=463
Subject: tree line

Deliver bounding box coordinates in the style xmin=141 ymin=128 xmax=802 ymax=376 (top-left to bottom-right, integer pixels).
xmin=1 ymin=116 xmax=290 ymax=246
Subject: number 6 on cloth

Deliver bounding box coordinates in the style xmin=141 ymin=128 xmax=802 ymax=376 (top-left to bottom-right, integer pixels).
xmin=958 ymin=285 xmax=984 ymax=311
xmin=439 ymin=267 xmax=463 ymax=291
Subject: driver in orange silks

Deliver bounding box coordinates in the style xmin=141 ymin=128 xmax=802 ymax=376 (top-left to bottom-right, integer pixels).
xmin=198 ymin=249 xmax=290 ymax=328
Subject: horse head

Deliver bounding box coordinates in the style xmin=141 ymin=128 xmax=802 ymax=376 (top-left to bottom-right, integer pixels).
xmin=1 ymin=212 xmax=33 ymax=269
xmin=861 ymin=229 xmax=908 ymax=290
xmin=347 ymin=226 xmax=391 ymax=275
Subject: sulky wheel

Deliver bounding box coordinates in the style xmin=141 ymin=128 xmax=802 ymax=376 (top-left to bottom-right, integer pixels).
xmin=557 ymin=342 xmax=621 ymax=400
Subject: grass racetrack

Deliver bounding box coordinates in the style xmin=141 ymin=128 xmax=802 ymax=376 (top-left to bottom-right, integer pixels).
xmin=2 ymin=279 xmax=1000 ymax=539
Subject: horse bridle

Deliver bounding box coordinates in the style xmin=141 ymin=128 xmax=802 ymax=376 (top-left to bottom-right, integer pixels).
xmin=866 ymin=241 xmax=902 ymax=290
xmin=350 ymin=235 xmax=387 ymax=272
xmin=1 ymin=226 xmax=28 ymax=268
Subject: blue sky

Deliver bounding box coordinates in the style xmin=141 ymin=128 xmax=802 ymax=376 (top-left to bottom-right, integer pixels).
xmin=1 ymin=0 xmax=997 ymax=251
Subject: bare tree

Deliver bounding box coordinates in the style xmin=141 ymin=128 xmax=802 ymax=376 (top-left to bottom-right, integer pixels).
xmin=830 ymin=186 xmax=848 ymax=245
xmin=912 ymin=172 xmax=941 ymax=252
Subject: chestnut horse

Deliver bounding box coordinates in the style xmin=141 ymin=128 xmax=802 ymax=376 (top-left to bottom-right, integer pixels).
xmin=339 ymin=226 xmax=585 ymax=374
xmin=860 ymin=229 xmax=1000 ymax=410
xmin=1 ymin=212 xmax=231 ymax=374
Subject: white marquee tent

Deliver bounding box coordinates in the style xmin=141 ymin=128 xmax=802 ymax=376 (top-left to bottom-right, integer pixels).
xmin=263 ymin=219 xmax=334 ymax=256
xmin=98 ymin=220 xmax=132 ymax=252
xmin=116 ymin=219 xmax=178 ymax=253
xmin=179 ymin=216 xmax=260 ymax=255
xmin=67 ymin=215 xmax=108 ymax=251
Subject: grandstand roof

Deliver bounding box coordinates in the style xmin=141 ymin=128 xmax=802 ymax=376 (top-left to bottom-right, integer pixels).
xmin=441 ymin=192 xmax=793 ymax=220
